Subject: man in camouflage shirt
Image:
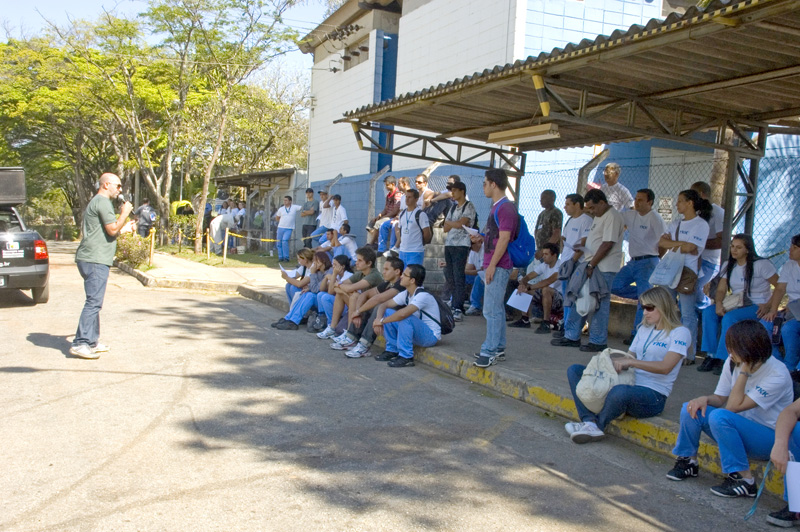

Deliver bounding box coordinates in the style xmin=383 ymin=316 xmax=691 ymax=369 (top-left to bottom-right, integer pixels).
xmin=534 ymin=189 xmax=563 ymax=261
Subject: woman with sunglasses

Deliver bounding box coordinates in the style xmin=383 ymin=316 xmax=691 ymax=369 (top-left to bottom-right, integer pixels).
xmin=565 ymin=286 xmax=690 ymax=443
xmin=697 ymin=234 xmax=779 ymax=375
xmin=667 ymin=320 xmax=793 ymax=498
xmin=764 ymin=233 xmax=800 ymax=371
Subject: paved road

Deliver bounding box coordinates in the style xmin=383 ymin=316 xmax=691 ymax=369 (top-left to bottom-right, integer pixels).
xmin=0 ymin=253 xmax=780 ymax=531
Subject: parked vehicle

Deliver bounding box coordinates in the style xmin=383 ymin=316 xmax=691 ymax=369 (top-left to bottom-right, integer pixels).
xmin=0 ymin=168 xmax=49 ymax=304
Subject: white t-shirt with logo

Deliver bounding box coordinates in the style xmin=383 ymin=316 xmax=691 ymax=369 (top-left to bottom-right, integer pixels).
xmin=622 ymin=209 xmax=667 ymax=258
xmin=714 ymin=356 xmax=793 ymax=429
xmin=330 ymin=205 xmax=348 ymax=231
xmin=718 ymin=259 xmax=777 ymax=305
xmin=526 ymin=259 xmax=562 ymax=290
xmin=630 ymin=325 xmax=690 ymax=396
xmin=562 ymin=214 xmax=593 ymax=262
xmin=276 ymin=204 xmax=302 ymax=229
xmin=468 ymin=247 xmax=484 ymax=272
xmin=318 ymin=200 xmax=333 ymax=228
xmin=393 ymin=289 xmax=442 ymax=339
xmin=666 ymin=216 xmax=709 ymax=274
xmin=779 ymin=260 xmax=800 ymax=302
xmin=398 ymin=208 xmax=429 ymax=253
xmin=584 ymin=207 xmax=625 ymax=273
xmin=701 ymin=203 xmax=725 ymax=264
xmin=601 ymin=182 xmax=634 ymax=211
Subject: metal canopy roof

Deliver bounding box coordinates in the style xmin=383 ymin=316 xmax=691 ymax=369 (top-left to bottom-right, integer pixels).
xmin=339 ymin=0 xmax=800 ymax=159
xmin=212 ymin=168 xmax=297 ymax=188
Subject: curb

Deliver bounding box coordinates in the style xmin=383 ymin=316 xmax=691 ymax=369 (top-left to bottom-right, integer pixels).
xmin=116 ymin=263 xmax=783 ymax=497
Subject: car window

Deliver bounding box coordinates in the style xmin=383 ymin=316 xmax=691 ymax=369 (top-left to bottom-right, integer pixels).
xmin=0 ymin=211 xmax=23 ymax=233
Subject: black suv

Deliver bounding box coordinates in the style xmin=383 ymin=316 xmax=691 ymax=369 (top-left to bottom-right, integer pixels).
xmin=0 ymin=168 xmax=49 ymax=304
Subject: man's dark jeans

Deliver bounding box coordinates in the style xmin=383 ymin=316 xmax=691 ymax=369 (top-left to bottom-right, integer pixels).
xmin=73 ymin=261 xmax=110 ymax=348
xmin=444 ymin=246 xmax=470 ymax=311
xmin=302 ymin=224 xmax=316 ymax=249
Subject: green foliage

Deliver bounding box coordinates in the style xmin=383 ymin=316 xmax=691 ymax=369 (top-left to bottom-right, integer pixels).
xmin=115 ymin=233 xmax=150 ymax=268
xmin=167 ymin=214 xmax=196 ymax=242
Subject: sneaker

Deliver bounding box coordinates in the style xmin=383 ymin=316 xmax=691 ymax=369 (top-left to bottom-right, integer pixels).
xmin=570 ymin=422 xmax=605 ymax=444
xmin=69 ymin=344 xmax=100 ymax=359
xmin=534 ymin=322 xmax=551 ymax=334
xmin=712 ymin=363 xmax=725 ymax=376
xmin=387 ymin=356 xmax=415 ymax=367
xmin=666 ymin=457 xmax=699 ymax=481
xmin=383 ymin=248 xmax=399 ymax=259
xmin=564 ymin=422 xmax=584 ymax=436
xmin=316 ymin=326 xmax=337 ymax=339
xmin=275 ymin=320 xmax=299 ymax=330
xmin=345 ymin=343 xmax=371 ymax=358
xmin=473 ymin=354 xmax=496 ymax=368
xmin=551 ymin=337 xmax=580 ymax=348
xmin=552 ymin=329 xmax=565 ymax=339
xmin=332 ymin=332 xmax=349 ymax=344
xmin=767 ymin=506 xmax=800 ymax=527
xmin=331 ymin=339 xmax=357 ymax=350
xmin=474 ymin=348 xmax=505 ymax=362
xmin=697 ymin=356 xmax=723 ymax=373
xmin=271 ymin=318 xmax=286 ymax=328
xmin=375 ymin=350 xmax=399 ymax=361
xmin=453 ymin=309 xmax=463 ymax=322
xmin=93 ymin=343 xmax=110 ymax=353
xmin=465 ymin=306 xmax=481 ymax=316
xmin=509 ymin=317 xmax=531 ymax=328
xmin=710 ymin=472 xmax=757 ymax=498
xmin=580 ymin=343 xmax=607 ymax=353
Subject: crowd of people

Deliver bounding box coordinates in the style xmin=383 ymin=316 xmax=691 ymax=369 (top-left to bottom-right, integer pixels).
xmin=267 ymin=164 xmax=800 ymax=526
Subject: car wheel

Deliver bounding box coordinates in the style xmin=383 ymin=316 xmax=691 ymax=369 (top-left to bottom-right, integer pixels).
xmin=32 ymin=283 xmax=49 ymax=304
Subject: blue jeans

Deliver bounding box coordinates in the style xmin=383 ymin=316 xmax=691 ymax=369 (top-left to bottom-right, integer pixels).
xmin=468 ymin=275 xmax=483 ymax=310
xmin=73 ymin=262 xmax=110 ymax=347
xmin=567 ymin=364 xmax=667 ymax=430
xmin=611 ymin=257 xmax=658 ymax=336
xmin=399 ymin=251 xmax=424 ymax=267
xmin=276 ymin=227 xmax=293 ymax=260
xmin=669 ymin=286 xmax=698 ymax=360
xmin=782 ymin=319 xmax=800 ymax=371
xmin=700 ymin=304 xmax=775 ymax=360
xmin=378 ymin=220 xmax=397 ymax=252
xmin=286 ymin=283 xmax=302 ymax=305
xmin=382 ymin=308 xmax=438 ymax=359
xmin=317 ymin=292 xmax=336 ymax=321
xmin=285 ymin=291 xmax=318 ymax=324
xmin=562 ymin=279 xmax=571 ymax=325
xmin=565 ymin=271 xmax=616 ymax=346
xmin=480 ymin=267 xmax=511 ymax=356
xmin=696 ymin=258 xmax=720 ymax=309
xmin=310 ymin=226 xmax=329 ymax=247
xmin=672 ymin=404 xmax=775 ymax=474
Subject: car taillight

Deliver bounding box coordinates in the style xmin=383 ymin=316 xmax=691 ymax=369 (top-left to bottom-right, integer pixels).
xmin=34 ymin=240 xmax=48 ymax=260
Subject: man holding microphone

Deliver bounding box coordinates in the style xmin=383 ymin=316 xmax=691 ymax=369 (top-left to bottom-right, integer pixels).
xmin=70 ymin=173 xmax=134 ymax=359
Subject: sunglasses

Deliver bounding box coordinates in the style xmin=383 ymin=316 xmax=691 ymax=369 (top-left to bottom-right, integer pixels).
xmin=415 ymin=181 xmax=424 ymax=184
xmin=642 ymin=305 xmax=656 ymax=312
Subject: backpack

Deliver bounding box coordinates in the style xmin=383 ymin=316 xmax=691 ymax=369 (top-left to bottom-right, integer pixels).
xmin=448 ymin=200 xmax=479 ymax=230
xmin=407 ymin=287 xmax=455 ymax=335
xmin=492 ymin=198 xmax=536 ymax=269
xmin=400 ymin=208 xmax=431 ymax=245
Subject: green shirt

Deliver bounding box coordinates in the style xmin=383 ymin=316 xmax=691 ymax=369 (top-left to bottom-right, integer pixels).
xmin=347 ymin=268 xmax=383 ymax=289
xmin=76 ymin=194 xmax=119 ymax=266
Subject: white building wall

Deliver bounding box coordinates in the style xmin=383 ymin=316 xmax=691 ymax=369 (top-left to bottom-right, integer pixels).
xmin=307 ymin=31 xmax=380 ymax=182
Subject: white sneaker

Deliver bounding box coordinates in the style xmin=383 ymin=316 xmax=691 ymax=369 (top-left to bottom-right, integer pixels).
xmin=564 ymin=422 xmax=584 ymax=436
xmin=316 ymin=326 xmax=336 ymax=339
xmin=345 ymin=343 xmax=371 ymax=358
xmin=330 ymin=338 xmax=357 ymax=350
xmin=93 ymin=343 xmax=110 ymax=353
xmin=465 ymin=306 xmax=481 ymax=316
xmin=69 ymin=344 xmax=100 ymax=359
xmin=570 ymin=422 xmax=605 ymax=444
xmin=332 ymin=332 xmax=350 ymax=344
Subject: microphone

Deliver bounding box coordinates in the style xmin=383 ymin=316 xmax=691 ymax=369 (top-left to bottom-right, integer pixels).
xmin=118 ymin=193 xmax=128 ymax=203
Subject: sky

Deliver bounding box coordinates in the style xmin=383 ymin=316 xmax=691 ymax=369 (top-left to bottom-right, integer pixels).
xmin=2 ymin=0 xmax=329 ymax=72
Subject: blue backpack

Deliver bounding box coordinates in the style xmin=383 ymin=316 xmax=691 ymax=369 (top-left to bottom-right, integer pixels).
xmin=492 ymin=198 xmax=536 ymax=269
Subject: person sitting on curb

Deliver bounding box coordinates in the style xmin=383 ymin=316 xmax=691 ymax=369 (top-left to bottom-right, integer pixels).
xmin=313 ymin=255 xmax=352 ymax=335
xmin=767 ymin=397 xmax=800 ymax=527
xmin=565 ymin=286 xmax=689 ymax=443
xmin=281 ymin=248 xmax=313 ymax=305
xmin=321 ymin=247 xmax=384 ymax=342
xmin=666 ymin=320 xmax=793 ymax=498
xmin=315 ymin=225 xmax=358 ymax=263
xmin=509 ymin=243 xmax=563 ymax=333
xmin=372 ymin=264 xmax=441 ymax=368
xmin=331 ymin=257 xmax=406 ymax=357
xmin=273 ymin=252 xmax=332 ymax=330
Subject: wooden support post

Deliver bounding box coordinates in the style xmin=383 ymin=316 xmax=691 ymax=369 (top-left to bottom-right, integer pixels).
xmin=149 ymin=227 xmax=155 ymax=266
xmin=223 ymin=228 xmax=229 ymax=265
xmin=178 ymin=228 xmax=182 ymax=254
xmin=206 ymin=229 xmax=210 ymax=260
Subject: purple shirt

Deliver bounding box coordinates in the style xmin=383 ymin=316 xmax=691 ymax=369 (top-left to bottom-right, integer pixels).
xmin=483 ymin=198 xmax=518 ymax=270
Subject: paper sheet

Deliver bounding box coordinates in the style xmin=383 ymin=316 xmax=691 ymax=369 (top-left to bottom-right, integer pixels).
xmin=506 ymin=291 xmax=533 ymax=312
xmin=279 ymin=264 xmax=297 ymax=277
xmin=787 ymin=461 xmax=800 ymax=511
xmin=461 ymin=225 xmax=480 ymax=236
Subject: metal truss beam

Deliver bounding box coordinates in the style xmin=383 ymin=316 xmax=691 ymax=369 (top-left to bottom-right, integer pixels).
xmin=348 ymin=122 xmax=527 ymax=176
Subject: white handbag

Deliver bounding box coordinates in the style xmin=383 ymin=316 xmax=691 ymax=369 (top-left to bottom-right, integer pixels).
xmin=576 ymin=348 xmax=636 ymax=414
xmin=575 ymin=281 xmax=596 ymax=317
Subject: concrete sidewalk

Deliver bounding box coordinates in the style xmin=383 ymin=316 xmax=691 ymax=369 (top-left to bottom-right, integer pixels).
xmin=113 ymin=250 xmax=783 ymax=496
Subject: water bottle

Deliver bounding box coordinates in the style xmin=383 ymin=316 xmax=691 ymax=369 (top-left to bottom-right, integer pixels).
xmin=269 ymin=249 xmax=274 ymax=257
